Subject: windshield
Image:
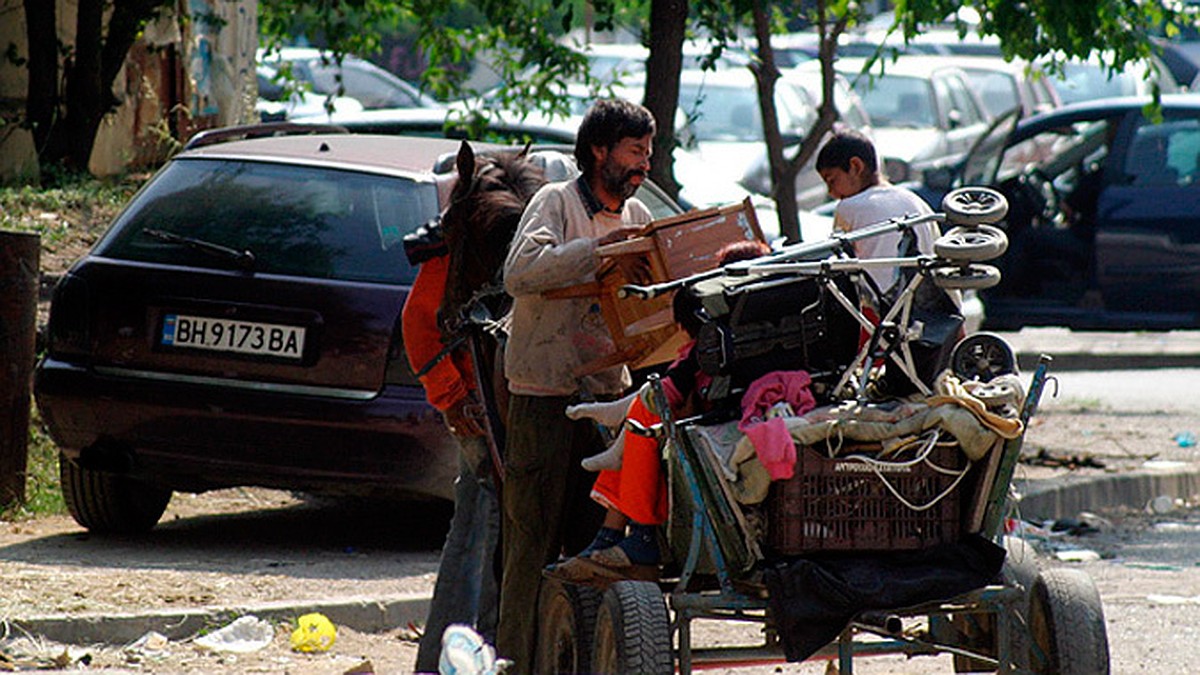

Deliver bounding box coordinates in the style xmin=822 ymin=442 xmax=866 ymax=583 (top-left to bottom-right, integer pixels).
xmin=97 ymin=159 xmax=437 ymax=284
xmin=852 ymin=75 xmax=935 ymax=128
xmin=679 ymin=81 xmax=810 ymax=142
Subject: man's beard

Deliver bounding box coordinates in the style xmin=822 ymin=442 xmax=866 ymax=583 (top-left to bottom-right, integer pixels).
xmin=601 ymin=161 xmax=644 ymax=202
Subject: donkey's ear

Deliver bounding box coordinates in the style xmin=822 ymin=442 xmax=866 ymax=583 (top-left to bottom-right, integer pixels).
xmin=456 ymin=141 xmax=475 ymax=179
xmin=517 ymin=141 xmax=532 ymax=159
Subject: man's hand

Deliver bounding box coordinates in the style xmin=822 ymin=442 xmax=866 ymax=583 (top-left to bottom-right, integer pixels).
xmin=596 ymin=226 xmax=644 ymax=247
xmin=444 ymin=392 xmax=487 ymax=438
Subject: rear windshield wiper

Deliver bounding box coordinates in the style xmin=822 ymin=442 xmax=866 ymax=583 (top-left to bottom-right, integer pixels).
xmin=142 ymin=228 xmax=256 ymax=271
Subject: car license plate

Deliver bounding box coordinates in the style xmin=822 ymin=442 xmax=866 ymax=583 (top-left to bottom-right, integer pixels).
xmin=161 ymin=314 xmax=305 ymax=360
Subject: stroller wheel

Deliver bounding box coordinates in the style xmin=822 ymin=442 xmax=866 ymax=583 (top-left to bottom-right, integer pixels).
xmin=932 ymin=263 xmax=1001 ymax=290
xmin=935 ymin=224 xmax=1009 ymax=262
xmin=951 ymin=332 xmax=1016 ymax=382
xmin=942 ymin=187 xmax=1009 ymax=226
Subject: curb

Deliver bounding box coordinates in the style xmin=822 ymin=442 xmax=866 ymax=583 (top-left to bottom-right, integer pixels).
xmin=1016 ymin=464 xmax=1200 ymax=521
xmin=1015 ymin=352 xmax=1200 ymax=372
xmin=10 ymin=594 xmax=430 ymax=647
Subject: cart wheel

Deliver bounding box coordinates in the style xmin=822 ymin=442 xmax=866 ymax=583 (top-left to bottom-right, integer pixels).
xmin=934 ymin=225 xmax=1009 ymax=263
xmin=535 ymin=577 xmax=602 ymax=674
xmin=942 ymin=187 xmax=1009 ymax=226
xmin=951 ymin=332 xmax=1016 ymax=382
xmin=1027 ymin=568 xmax=1110 ymax=674
xmin=591 ymin=580 xmax=672 ymax=674
xmin=932 ymin=264 xmax=1001 ymax=290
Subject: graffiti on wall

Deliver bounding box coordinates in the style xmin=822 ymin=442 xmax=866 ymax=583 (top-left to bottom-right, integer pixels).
xmin=186 ymin=0 xmax=254 ymax=124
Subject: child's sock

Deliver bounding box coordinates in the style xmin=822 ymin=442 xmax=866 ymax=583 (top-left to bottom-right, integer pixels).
xmin=581 ymin=429 xmax=625 ymax=472
xmin=578 ymin=526 xmax=624 ymax=558
xmin=615 ymin=523 xmax=660 ymax=565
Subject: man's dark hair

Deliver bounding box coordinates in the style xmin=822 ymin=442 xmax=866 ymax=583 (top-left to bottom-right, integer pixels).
xmin=574 ymin=98 xmax=656 ymax=176
xmin=815 ymin=129 xmax=878 ymax=173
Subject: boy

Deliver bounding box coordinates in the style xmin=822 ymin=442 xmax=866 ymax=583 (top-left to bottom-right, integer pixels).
xmin=816 ymin=129 xmax=938 ymax=292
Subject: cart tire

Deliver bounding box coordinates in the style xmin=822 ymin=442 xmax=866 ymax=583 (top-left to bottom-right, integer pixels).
xmin=591 ymin=580 xmax=672 ymax=674
xmin=535 ymin=577 xmax=602 ymax=674
xmin=933 ymin=264 xmax=1001 ymax=290
xmin=935 ymin=225 xmax=1008 ymax=262
xmin=951 ymin=333 xmax=1016 ymax=383
xmin=1027 ymin=568 xmax=1110 ymax=674
xmin=942 ymin=187 xmax=1009 ymax=226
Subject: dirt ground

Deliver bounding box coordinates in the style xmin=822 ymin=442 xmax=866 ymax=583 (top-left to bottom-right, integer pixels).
xmin=0 ymin=403 xmax=1197 ymax=674
xmin=0 ymin=489 xmax=445 ymax=674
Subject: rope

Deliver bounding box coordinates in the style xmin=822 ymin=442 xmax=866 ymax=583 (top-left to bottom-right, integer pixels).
xmin=840 ymin=429 xmax=973 ymax=512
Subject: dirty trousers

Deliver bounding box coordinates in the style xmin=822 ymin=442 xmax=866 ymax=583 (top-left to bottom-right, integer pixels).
xmin=414 ymin=432 xmax=500 ymax=672
xmin=496 ymin=393 xmax=605 ymax=674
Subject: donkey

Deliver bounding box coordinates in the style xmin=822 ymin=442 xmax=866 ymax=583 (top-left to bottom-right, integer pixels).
xmin=437 ymin=141 xmax=549 ymax=475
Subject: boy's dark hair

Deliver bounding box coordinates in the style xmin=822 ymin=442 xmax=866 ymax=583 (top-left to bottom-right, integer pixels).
xmin=815 ymin=129 xmax=878 ymax=174
xmin=575 ymin=98 xmax=656 ymax=176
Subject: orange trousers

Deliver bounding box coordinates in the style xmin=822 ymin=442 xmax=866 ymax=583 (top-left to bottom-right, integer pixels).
xmin=590 ymin=395 xmax=668 ymax=525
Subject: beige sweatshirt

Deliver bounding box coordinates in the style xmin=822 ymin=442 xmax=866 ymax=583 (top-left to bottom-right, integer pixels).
xmin=503 ymin=179 xmax=652 ymax=397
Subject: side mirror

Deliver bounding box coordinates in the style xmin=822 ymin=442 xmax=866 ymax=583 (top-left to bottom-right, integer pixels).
xmin=947 ymin=109 xmax=963 ymax=129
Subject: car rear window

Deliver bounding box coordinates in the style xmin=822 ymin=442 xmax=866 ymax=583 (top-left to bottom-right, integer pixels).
xmin=97 ymin=158 xmax=437 ymax=285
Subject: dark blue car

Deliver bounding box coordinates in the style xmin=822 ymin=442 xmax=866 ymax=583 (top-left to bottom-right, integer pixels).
xmin=916 ymin=95 xmax=1200 ymax=330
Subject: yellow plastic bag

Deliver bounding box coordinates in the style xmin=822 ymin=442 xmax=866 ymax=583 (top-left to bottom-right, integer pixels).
xmin=290 ymin=612 xmax=337 ymax=653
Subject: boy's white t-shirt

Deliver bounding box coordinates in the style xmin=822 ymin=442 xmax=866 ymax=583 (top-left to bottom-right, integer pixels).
xmin=832 ymin=184 xmax=938 ymax=290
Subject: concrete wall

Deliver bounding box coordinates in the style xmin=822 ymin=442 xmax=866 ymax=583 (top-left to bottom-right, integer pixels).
xmin=0 ymin=0 xmax=257 ymax=183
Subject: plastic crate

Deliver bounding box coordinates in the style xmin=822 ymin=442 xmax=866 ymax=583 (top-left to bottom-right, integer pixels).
xmin=766 ymin=443 xmax=970 ymax=555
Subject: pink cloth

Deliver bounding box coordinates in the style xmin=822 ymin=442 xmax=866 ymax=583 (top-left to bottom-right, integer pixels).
xmin=745 ymin=418 xmax=797 ymax=479
xmin=738 ymin=370 xmax=817 ymax=480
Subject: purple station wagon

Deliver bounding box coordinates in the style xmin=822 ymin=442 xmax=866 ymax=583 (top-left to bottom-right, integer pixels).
xmin=35 ymin=130 xmax=471 ymax=532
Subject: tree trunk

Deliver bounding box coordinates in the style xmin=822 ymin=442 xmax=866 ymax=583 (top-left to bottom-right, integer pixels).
xmin=27 ymin=0 xmax=174 ymax=172
xmin=644 ymin=0 xmax=687 ymax=202
xmin=64 ymin=0 xmax=106 ymax=170
xmin=22 ymin=0 xmax=62 ymax=166
xmin=750 ymin=1 xmax=803 ymax=243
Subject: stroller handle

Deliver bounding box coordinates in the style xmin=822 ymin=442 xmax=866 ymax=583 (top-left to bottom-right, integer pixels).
xmin=619 ymin=211 xmax=945 ymax=299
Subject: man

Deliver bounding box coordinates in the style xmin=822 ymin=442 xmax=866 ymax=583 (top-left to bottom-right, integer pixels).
xmin=401 ymin=183 xmax=500 ymax=674
xmin=497 ymin=97 xmax=656 ymax=673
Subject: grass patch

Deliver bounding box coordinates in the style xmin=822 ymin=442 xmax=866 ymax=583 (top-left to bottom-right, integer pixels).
xmin=0 ymin=405 xmax=66 ymax=521
xmin=0 ymin=172 xmax=148 ymax=272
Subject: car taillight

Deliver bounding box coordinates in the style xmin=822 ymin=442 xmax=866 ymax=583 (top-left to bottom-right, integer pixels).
xmin=45 ymin=273 xmax=91 ymax=358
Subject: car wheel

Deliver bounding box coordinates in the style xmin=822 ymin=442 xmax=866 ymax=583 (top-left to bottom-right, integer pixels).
xmin=935 ymin=225 xmax=1009 ymax=262
xmin=942 ymin=187 xmax=1009 ymax=226
xmin=59 ymin=453 xmax=172 ymax=533
xmin=932 ymin=264 xmax=1001 ymax=290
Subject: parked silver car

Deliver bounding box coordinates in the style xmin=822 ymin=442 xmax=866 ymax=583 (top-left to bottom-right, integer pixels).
xmin=837 ymin=55 xmax=993 ymax=183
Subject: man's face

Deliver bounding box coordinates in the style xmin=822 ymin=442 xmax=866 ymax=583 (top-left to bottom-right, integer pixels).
xmin=597 ymin=134 xmax=653 ymax=201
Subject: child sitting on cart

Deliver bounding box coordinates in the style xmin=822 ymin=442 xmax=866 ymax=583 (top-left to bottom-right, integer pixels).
xmin=546 ymin=240 xmax=771 ymax=584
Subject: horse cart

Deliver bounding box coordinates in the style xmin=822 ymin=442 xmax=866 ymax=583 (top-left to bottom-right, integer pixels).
xmin=533 ymin=188 xmax=1111 ymax=674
